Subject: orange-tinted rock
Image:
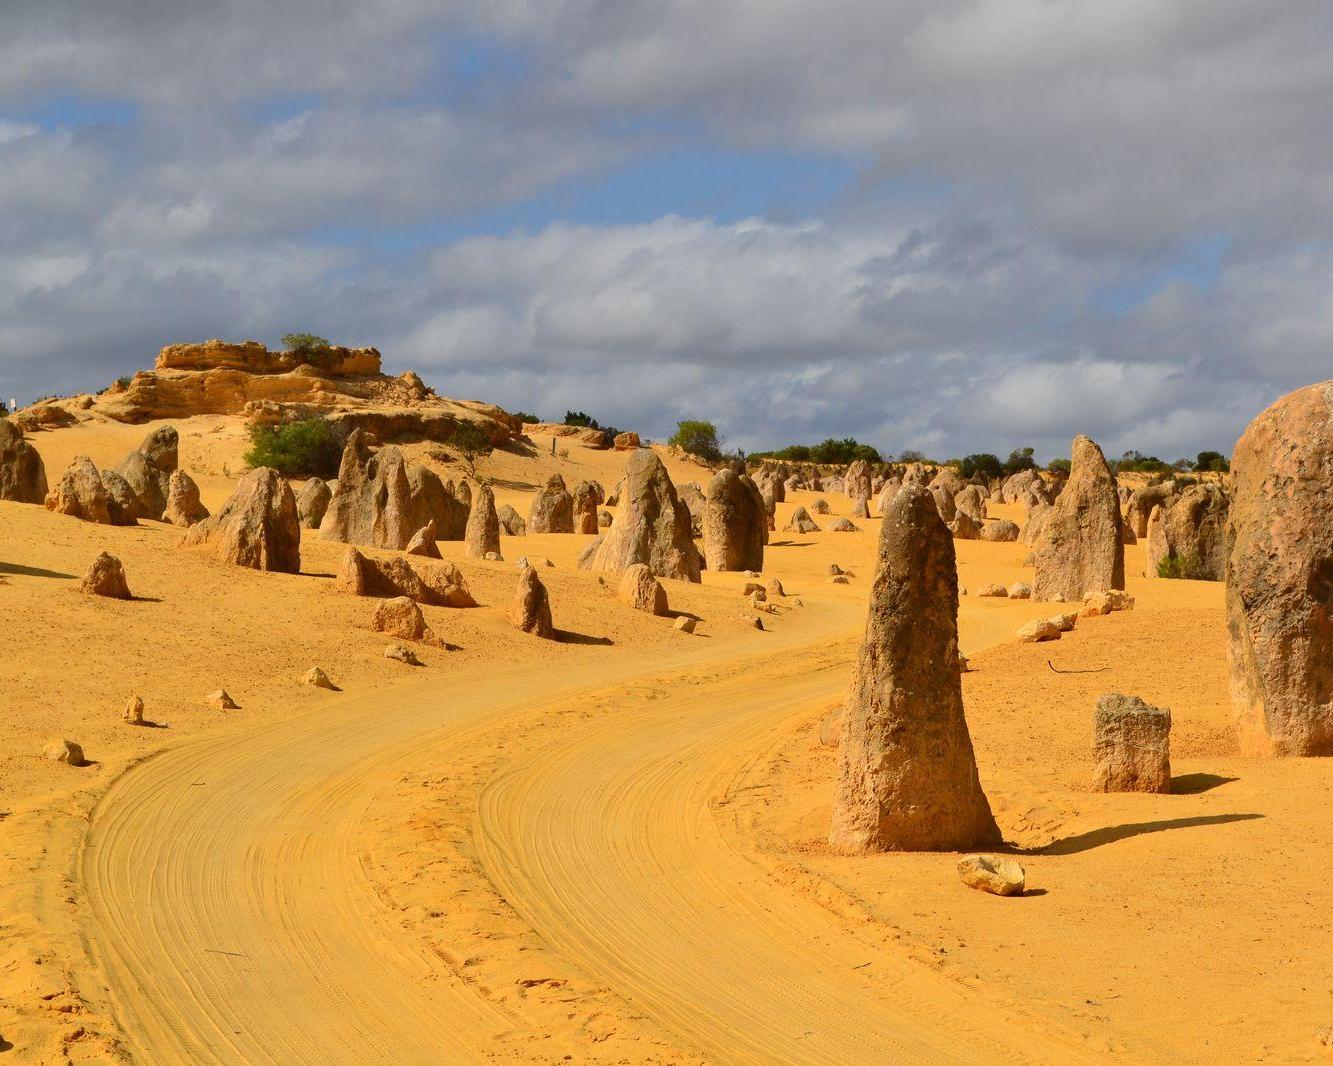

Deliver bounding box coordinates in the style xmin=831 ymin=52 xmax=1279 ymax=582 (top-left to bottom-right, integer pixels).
xmin=181 ymin=467 xmax=301 ymax=572
xmin=1032 ymin=435 xmax=1124 ymax=602
xmin=578 ymin=450 xmax=701 ymax=582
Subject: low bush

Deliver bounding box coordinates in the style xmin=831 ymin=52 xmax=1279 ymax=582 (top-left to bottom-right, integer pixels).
xmin=244 ymin=418 xmax=344 ymax=478
xmin=1157 ymin=552 xmax=1209 ymax=580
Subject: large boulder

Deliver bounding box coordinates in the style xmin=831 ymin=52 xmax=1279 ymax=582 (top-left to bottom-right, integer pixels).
xmin=334 ymin=545 xmax=475 ymax=607
xmin=497 ymin=503 xmax=526 ymax=536
xmin=1032 ymin=435 xmax=1124 ymax=602
xmin=297 ymin=478 xmax=332 ymax=529
xmin=618 ymin=563 xmax=669 ymax=615
xmin=407 ymin=465 xmax=469 ymax=541
xmin=464 ymin=483 xmax=502 ymax=560
xmin=1092 ymin=694 xmax=1172 ymax=793
xmin=1000 ymin=468 xmax=1041 ymax=503
xmin=371 ymin=596 xmax=441 ymax=645
xmin=829 ymin=484 xmax=1001 ymax=853
xmin=45 ymin=456 xmax=112 ymax=524
xmin=0 ymin=420 xmax=47 ymax=503
xmin=79 ymin=551 xmax=131 ymax=599
xmin=511 ymin=565 xmax=554 ymax=637
xmin=164 ymin=470 xmax=209 ymax=527
xmin=954 ymin=484 xmax=987 ymax=522
xmin=1145 ymin=484 xmax=1228 ymax=580
xmin=529 ymin=473 xmax=575 ymax=533
xmin=319 ymin=431 xmax=415 ymax=549
xmin=181 ymin=467 xmax=301 ymax=572
xmin=572 ymin=480 xmax=604 ymax=535
xmin=100 ymin=470 xmax=141 ymax=526
xmin=578 ymin=450 xmax=701 ymax=582
xmin=1227 ymin=382 xmax=1333 ymax=755
xmin=702 ymin=469 xmax=765 ymax=573
xmin=115 ymin=425 xmax=178 ymax=520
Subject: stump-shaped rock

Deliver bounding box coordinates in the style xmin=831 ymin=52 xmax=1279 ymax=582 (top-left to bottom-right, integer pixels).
xmin=511 ymin=565 xmax=554 ymax=637
xmin=405 ymin=520 xmax=442 ymax=558
xmin=1227 ymin=381 xmax=1333 ymax=755
xmin=79 ymin=551 xmax=131 ymax=599
xmin=829 ymin=484 xmax=1000 ymax=852
xmin=702 ymin=469 xmax=765 ymax=573
xmin=844 ymin=459 xmax=872 ymax=501
xmin=578 ymin=451 xmax=701 ymax=582
xmin=464 ymin=483 xmax=502 ymax=560
xmin=115 ymin=425 xmax=178 ymax=520
xmin=617 ymin=563 xmax=668 ymax=615
xmin=1032 ymin=435 xmax=1124 ymax=602
xmin=0 ymin=420 xmax=48 ymax=503
xmin=372 ymin=596 xmax=440 ymax=645
xmin=572 ymin=480 xmax=604 ymax=535
xmin=529 ymin=473 xmax=575 ymax=533
xmin=1092 ymin=694 xmax=1171 ymax=793
xmin=297 ymin=478 xmax=332 ymax=529
xmin=784 ymin=506 xmax=820 ymax=533
xmin=164 ymin=470 xmax=209 ymax=527
xmin=181 ymin=467 xmax=301 ymax=572
xmin=45 ymin=456 xmax=112 ymax=524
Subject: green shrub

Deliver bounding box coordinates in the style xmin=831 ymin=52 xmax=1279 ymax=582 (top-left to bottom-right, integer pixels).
xmin=1157 ymin=552 xmax=1209 ymax=580
xmin=449 ymin=420 xmax=493 ymax=476
xmin=510 ymin=410 xmax=541 ymax=425
xmin=1195 ymin=450 xmax=1230 ymax=473
xmin=959 ymin=453 xmax=1003 ymax=480
xmin=281 ymin=332 xmax=332 ymax=353
xmin=1003 ymin=447 xmax=1037 ymax=475
xmin=1047 ymin=458 xmax=1071 ymax=475
xmin=669 ymin=420 xmax=723 ymax=462
xmin=244 ymin=418 xmax=344 ymax=478
xmin=116 ymin=375 xmax=133 ymax=389
xmin=564 ymin=410 xmax=599 ymax=428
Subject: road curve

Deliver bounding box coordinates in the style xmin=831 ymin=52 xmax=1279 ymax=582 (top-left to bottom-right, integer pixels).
xmin=79 ymin=597 xmax=1090 ymax=1063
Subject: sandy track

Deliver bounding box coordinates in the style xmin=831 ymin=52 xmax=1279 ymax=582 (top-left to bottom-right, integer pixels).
xmin=80 ymin=596 xmax=1086 ymax=1063
xmin=474 ymin=631 xmax=1096 ymax=1065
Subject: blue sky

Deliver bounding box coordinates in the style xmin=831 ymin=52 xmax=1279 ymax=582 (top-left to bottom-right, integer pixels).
xmin=2 ymin=2 xmax=1331 ymax=461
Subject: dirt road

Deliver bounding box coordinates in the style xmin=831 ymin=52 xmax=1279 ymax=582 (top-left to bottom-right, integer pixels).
xmin=79 ymin=599 xmax=1090 ymax=1063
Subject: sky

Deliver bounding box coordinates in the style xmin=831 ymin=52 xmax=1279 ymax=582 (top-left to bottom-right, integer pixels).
xmin=3 ymin=2 xmax=1332 ymax=462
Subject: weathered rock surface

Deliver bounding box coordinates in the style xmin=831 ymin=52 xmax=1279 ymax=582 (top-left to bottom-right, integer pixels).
xmin=123 ymin=696 xmax=145 ymax=725
xmin=511 ymin=565 xmax=554 ymax=637
xmin=319 ymin=431 xmax=416 ymax=549
xmin=572 ymin=480 xmax=604 ymax=534
xmin=0 ymin=420 xmax=48 ymax=503
xmin=80 ymin=551 xmax=132 ymax=598
xmin=579 ymin=451 xmax=701 ymax=582
xmin=164 ymin=470 xmax=209 ymax=527
xmin=115 ymin=425 xmax=178 ymax=520
xmin=703 ymin=469 xmax=766 ymax=573
xmin=1145 ymin=484 xmax=1228 ymax=580
xmin=1016 ymin=618 xmax=1061 ymax=643
xmin=405 ymin=520 xmax=442 ymax=558
xmin=829 ymin=484 xmax=1000 ymax=853
xmin=45 ymin=456 xmax=112 ymax=524
xmin=981 ymin=519 xmax=1020 ymax=543
xmin=949 ymin=512 xmax=981 ymax=540
xmin=783 ymin=506 xmax=820 ymax=533
xmin=497 ymin=503 xmax=527 ymax=537
xmin=1226 ymin=381 xmax=1333 ymax=755
xmin=828 ymin=517 xmax=859 ymax=532
xmin=957 ymin=855 xmax=1025 ymax=896
xmin=1032 ymin=435 xmax=1124 ymax=602
xmin=100 ymin=470 xmax=141 ymax=526
xmin=464 ymin=483 xmax=502 ymax=560
xmin=181 ymin=467 xmax=301 ymax=572
xmin=334 ymin=546 xmax=475 ymax=607
xmin=617 ymin=563 xmax=669 ymax=615
xmin=371 ymin=596 xmax=441 ymax=645
xmin=613 ymin=431 xmax=641 ymax=450
xmin=1126 ymin=482 xmax=1178 ymax=538
xmin=45 ymin=738 xmax=86 ymax=766
xmin=297 ymin=478 xmax=332 ymax=529
xmin=1092 ymin=694 xmax=1172 ymax=792
xmin=384 ymin=642 xmax=422 ymax=665
xmin=529 ymin=473 xmax=575 ymax=533
xmin=844 ymin=459 xmax=872 ymax=501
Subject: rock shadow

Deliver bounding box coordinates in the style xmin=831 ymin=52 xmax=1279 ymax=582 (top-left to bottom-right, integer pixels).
xmin=1170 ymin=773 xmax=1239 ymax=794
xmin=1034 ymin=813 xmax=1262 ymax=856
xmin=0 ymin=561 xmax=75 ymax=579
xmin=555 ymin=629 xmax=613 ymax=646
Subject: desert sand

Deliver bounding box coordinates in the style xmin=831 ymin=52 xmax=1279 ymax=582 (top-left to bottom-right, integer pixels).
xmin=1 ymin=412 xmax=1328 ymax=1065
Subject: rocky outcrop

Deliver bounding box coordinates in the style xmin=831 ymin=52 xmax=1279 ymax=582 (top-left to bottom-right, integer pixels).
xmin=79 ymin=551 xmax=132 ymax=599
xmin=618 ymin=563 xmax=669 ymax=615
xmin=1145 ymin=484 xmax=1228 ymax=580
xmin=0 ymin=420 xmax=47 ymax=503
xmin=511 ymin=565 xmax=554 ymax=637
xmin=164 ymin=470 xmax=209 ymax=527
xmin=829 ymin=484 xmax=1000 ymax=853
xmin=297 ymin=478 xmax=332 ymax=529
xmin=1092 ymin=694 xmax=1172 ymax=793
xmin=1226 ymin=381 xmax=1333 ymax=755
xmin=464 ymin=483 xmax=502 ymax=560
xmin=702 ymin=469 xmax=765 ymax=573
xmin=181 ymin=467 xmax=301 ymax=572
xmin=334 ymin=545 xmax=475 ymax=607
xmin=578 ymin=451 xmax=701 ymax=582
xmin=100 ymin=470 xmax=141 ymax=526
xmin=45 ymin=456 xmax=112 ymax=524
xmin=115 ymin=426 xmax=178 ymax=520
xmin=529 ymin=474 xmax=575 ymax=533
xmin=1032 ymin=435 xmax=1124 ymax=602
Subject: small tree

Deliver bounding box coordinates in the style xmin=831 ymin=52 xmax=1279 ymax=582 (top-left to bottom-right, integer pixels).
xmin=1003 ymin=447 xmax=1036 ymax=475
xmin=510 ymin=411 xmax=541 ymax=425
xmin=281 ymin=332 xmax=332 ymax=352
xmin=564 ymin=410 xmax=600 ymax=429
xmin=450 ymin=421 xmax=494 ymax=477
xmin=959 ymin=453 xmax=1003 ymax=480
xmin=1047 ymin=457 xmax=1071 ymax=475
xmin=1195 ymin=450 xmax=1229 ymax=473
xmin=669 ymin=420 xmax=723 ymax=462
xmin=244 ymin=418 xmax=344 ymax=478
xmin=896 ymin=449 xmax=927 ymax=463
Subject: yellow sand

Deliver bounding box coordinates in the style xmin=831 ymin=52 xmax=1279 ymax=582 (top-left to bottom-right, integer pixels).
xmin=0 ymin=417 xmax=1326 ymax=1063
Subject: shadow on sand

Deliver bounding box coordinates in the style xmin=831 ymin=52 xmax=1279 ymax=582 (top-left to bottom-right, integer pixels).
xmin=0 ymin=561 xmax=75 ymax=580
xmin=1170 ymin=772 xmax=1239 ymax=794
xmin=556 ymin=629 xmax=613 ymax=646
xmin=1033 ymin=813 xmax=1262 ymax=856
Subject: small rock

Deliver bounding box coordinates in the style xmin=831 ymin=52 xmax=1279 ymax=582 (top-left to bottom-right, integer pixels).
xmin=1080 ymin=589 xmax=1136 ymax=616
xmin=958 ymin=652 xmax=970 ymax=673
xmin=827 ymin=563 xmax=843 ymax=576
xmin=673 ymin=616 xmax=697 ymax=634
xmin=1007 ymin=582 xmax=1032 ymax=599
xmin=45 ymin=738 xmax=86 ymax=766
xmin=957 ymin=855 xmax=1025 ymax=896
xmin=745 ymin=614 xmax=765 ymax=630
xmin=1093 ymin=694 xmax=1171 ymax=793
xmin=123 ymin=695 xmax=145 ymax=725
xmin=828 ymin=517 xmax=859 ymax=532
xmin=206 ymin=689 xmax=238 ymax=710
xmin=1016 ymin=618 xmax=1061 ymax=643
xmin=767 ymin=577 xmax=785 ymax=598
xmin=384 ymin=642 xmax=422 ymax=666
xmin=483 ymin=551 xmax=501 ymax=562
xmin=79 ymin=551 xmax=132 ymax=599
xmin=302 ymin=667 xmax=336 ymax=690
xmin=742 ymin=582 xmax=767 ymax=601
xmin=977 ymin=583 xmax=1008 ymax=597
xmin=1050 ymin=612 xmax=1078 ymax=632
